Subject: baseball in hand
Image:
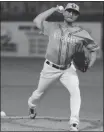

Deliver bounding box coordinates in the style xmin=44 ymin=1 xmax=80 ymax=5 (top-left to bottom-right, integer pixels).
xmin=59 ymin=6 xmax=64 ymax=11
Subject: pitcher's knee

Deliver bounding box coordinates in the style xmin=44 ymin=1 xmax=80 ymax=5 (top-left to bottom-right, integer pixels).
xmin=70 ymin=86 xmax=81 ymax=98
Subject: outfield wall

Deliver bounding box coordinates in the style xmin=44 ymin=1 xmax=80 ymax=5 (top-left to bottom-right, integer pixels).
xmin=1 ymin=22 xmax=102 ymax=58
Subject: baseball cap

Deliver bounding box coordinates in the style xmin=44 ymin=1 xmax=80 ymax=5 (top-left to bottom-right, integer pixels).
xmin=65 ymin=3 xmax=80 ymax=13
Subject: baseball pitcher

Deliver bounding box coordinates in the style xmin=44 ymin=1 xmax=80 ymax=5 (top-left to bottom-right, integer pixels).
xmin=28 ymin=3 xmax=99 ymax=131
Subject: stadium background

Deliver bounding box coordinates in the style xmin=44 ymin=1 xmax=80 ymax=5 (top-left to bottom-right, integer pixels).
xmin=1 ymin=1 xmax=103 ymax=121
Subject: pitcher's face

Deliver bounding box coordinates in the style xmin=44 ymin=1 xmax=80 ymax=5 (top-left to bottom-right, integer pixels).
xmin=63 ymin=9 xmax=79 ymax=22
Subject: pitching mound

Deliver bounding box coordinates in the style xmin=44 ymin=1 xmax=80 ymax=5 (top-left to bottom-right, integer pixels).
xmin=1 ymin=116 xmax=103 ymax=131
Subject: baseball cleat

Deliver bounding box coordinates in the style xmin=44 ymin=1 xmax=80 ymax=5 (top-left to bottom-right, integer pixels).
xmin=69 ymin=123 xmax=79 ymax=131
xmin=29 ymin=107 xmax=37 ymax=119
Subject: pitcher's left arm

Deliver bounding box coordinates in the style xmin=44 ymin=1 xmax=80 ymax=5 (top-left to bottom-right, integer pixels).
xmin=88 ymin=51 xmax=97 ymax=68
xmin=85 ymin=38 xmax=100 ymax=68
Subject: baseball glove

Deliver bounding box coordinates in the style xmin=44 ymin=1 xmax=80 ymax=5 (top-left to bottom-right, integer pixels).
xmin=72 ymin=42 xmax=90 ymax=72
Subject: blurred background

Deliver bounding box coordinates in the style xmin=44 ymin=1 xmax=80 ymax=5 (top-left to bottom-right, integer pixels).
xmin=1 ymin=1 xmax=103 ymax=120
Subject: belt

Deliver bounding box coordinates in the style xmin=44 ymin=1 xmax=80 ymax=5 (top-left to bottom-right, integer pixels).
xmin=46 ymin=61 xmax=71 ymax=70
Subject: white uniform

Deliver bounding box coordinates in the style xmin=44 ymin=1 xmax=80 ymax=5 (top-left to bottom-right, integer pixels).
xmin=28 ymin=21 xmax=99 ymax=126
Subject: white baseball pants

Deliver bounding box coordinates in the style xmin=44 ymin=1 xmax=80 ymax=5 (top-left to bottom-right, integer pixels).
xmin=28 ymin=59 xmax=81 ymax=125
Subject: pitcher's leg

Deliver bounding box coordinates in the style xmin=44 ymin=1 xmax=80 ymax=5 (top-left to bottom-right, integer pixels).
xmin=60 ymin=68 xmax=81 ymax=126
xmin=28 ymin=76 xmax=58 ymax=119
xmin=28 ymin=61 xmax=62 ymax=118
xmin=28 ymin=76 xmax=57 ymax=109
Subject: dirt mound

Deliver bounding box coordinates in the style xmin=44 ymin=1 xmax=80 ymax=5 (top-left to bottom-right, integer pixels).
xmin=1 ymin=116 xmax=103 ymax=131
